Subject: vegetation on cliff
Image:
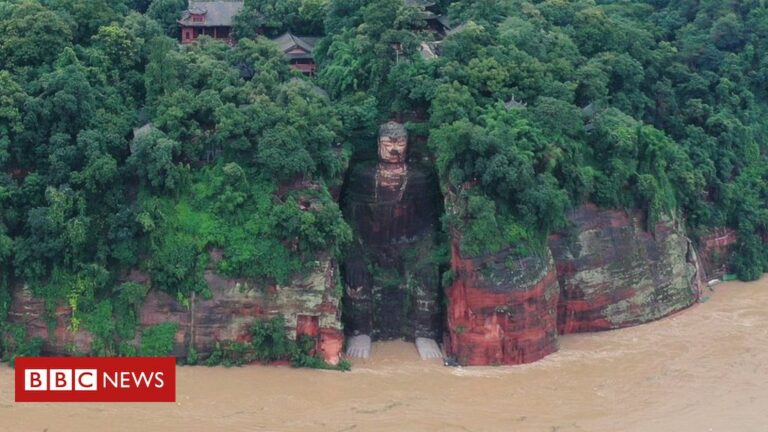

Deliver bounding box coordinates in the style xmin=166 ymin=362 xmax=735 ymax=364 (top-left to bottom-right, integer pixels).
xmin=315 ymin=0 xmax=768 ymax=278
xmin=204 ymin=315 xmax=351 ymax=370
xmin=1 ymin=0 xmax=767 ymax=360
xmin=0 ymin=0 xmax=351 ymax=361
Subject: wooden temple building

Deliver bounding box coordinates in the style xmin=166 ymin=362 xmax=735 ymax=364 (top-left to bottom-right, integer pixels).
xmin=272 ymin=32 xmax=321 ymax=76
xmin=178 ymin=1 xmax=244 ymax=45
xmin=178 ymin=0 xmax=451 ymax=73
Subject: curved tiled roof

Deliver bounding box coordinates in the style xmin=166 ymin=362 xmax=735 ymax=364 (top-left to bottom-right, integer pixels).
xmin=272 ymin=32 xmax=321 ymax=60
xmin=178 ymin=1 xmax=244 ymax=27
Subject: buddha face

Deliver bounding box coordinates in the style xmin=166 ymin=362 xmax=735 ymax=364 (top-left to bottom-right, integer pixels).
xmin=378 ymin=122 xmax=408 ymax=164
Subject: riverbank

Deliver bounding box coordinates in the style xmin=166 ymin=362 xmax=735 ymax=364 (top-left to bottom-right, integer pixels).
xmin=1 ymin=276 xmax=767 ymax=432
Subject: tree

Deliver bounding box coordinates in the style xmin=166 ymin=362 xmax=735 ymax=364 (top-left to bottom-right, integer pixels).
xmin=90 ymin=23 xmax=141 ymax=73
xmin=146 ymin=0 xmax=186 ymax=37
xmin=233 ymin=0 xmax=330 ymax=38
xmin=316 ymin=0 xmax=425 ymax=104
xmin=13 ymin=186 xmax=90 ymax=281
xmin=144 ymin=36 xmax=182 ymax=111
xmin=0 ymin=1 xmax=74 ymax=71
xmin=0 ymin=72 xmax=27 ymax=166
xmin=28 ymin=49 xmax=96 ymax=138
xmin=128 ymin=128 xmax=183 ymax=192
xmin=47 ymin=0 xmax=126 ymax=43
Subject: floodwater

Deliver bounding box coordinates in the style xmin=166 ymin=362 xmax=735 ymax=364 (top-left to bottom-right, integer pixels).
xmin=1 ymin=277 xmax=767 ymax=432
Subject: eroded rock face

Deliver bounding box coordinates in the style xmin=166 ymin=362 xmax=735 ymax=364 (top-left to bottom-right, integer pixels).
xmin=6 ymin=199 xmax=710 ymax=368
xmin=697 ymin=227 xmax=737 ymax=279
xmin=548 ymin=204 xmax=701 ymax=334
xmin=139 ymin=256 xmax=344 ymax=364
xmin=7 ymin=257 xmax=344 ymax=365
xmin=445 ymin=238 xmax=560 ymax=366
xmin=7 ymin=285 xmax=93 ymax=355
xmin=445 ymin=203 xmax=704 ymax=365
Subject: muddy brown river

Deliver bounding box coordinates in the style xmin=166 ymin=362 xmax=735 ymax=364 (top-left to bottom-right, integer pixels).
xmin=1 ymin=277 xmax=767 ymax=432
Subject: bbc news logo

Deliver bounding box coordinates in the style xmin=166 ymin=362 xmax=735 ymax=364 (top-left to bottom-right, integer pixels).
xmin=15 ymin=357 xmax=176 ymax=402
xmin=25 ymin=369 xmax=99 ymax=391
xmin=24 ymin=368 xmax=166 ymax=391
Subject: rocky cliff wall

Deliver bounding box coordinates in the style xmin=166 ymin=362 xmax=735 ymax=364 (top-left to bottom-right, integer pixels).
xmin=548 ymin=204 xmax=701 ymax=334
xmin=9 ymin=200 xmax=710 ymax=368
xmin=445 ymin=237 xmax=560 ymax=366
xmin=8 ymin=286 xmax=94 ymax=355
xmin=445 ymin=203 xmax=704 ymax=365
xmin=7 ymin=256 xmax=344 ymax=365
xmin=696 ymin=227 xmax=737 ymax=280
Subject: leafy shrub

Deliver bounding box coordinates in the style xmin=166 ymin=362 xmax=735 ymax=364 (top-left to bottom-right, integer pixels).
xmin=205 ymin=341 xmax=252 ymax=367
xmin=1 ymin=325 xmax=44 ymax=365
xmin=730 ymin=234 xmax=768 ymax=281
xmin=202 ymin=315 xmax=350 ymax=371
xmin=139 ymin=322 xmax=179 ymax=356
xmin=142 ymin=165 xmax=350 ymax=292
xmin=113 ymin=282 xmax=149 ymax=341
xmin=251 ymin=315 xmax=292 ymax=361
xmin=82 ymin=300 xmax=116 ymax=356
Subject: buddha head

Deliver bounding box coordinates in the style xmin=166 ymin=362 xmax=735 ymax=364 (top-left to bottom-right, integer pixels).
xmin=378 ymin=121 xmax=408 ymax=164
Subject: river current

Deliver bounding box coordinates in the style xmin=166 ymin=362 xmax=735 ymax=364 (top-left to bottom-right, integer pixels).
xmin=1 ymin=277 xmax=767 ymax=431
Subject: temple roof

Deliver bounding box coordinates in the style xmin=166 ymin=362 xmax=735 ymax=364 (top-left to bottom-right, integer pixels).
xmin=446 ymin=22 xmax=468 ymax=36
xmin=178 ymin=1 xmax=244 ymax=27
xmin=272 ymin=32 xmax=321 ymax=61
xmin=289 ymin=77 xmax=329 ymax=99
xmin=436 ymin=15 xmax=451 ymax=29
xmin=404 ymin=0 xmax=436 ymax=7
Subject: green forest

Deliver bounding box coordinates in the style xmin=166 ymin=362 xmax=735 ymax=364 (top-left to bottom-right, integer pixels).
xmin=1 ymin=0 xmax=767 ymax=362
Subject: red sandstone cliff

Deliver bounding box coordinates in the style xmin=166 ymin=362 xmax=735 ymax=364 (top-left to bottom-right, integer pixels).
xmin=445 ymin=203 xmax=706 ymax=365
xmin=7 ymin=201 xmax=721 ymax=368
xmin=445 ymin=237 xmax=560 ymax=366
xmin=7 ymin=256 xmax=344 ymax=365
xmin=696 ymin=227 xmax=737 ymax=280
xmin=7 ymin=286 xmax=94 ymax=355
xmin=548 ymin=204 xmax=702 ymax=334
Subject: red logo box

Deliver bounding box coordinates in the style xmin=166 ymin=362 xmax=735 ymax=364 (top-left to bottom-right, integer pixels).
xmin=15 ymin=357 xmax=176 ymax=402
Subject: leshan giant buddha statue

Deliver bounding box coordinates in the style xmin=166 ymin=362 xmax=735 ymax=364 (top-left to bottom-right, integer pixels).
xmin=342 ymin=121 xmax=442 ymax=360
